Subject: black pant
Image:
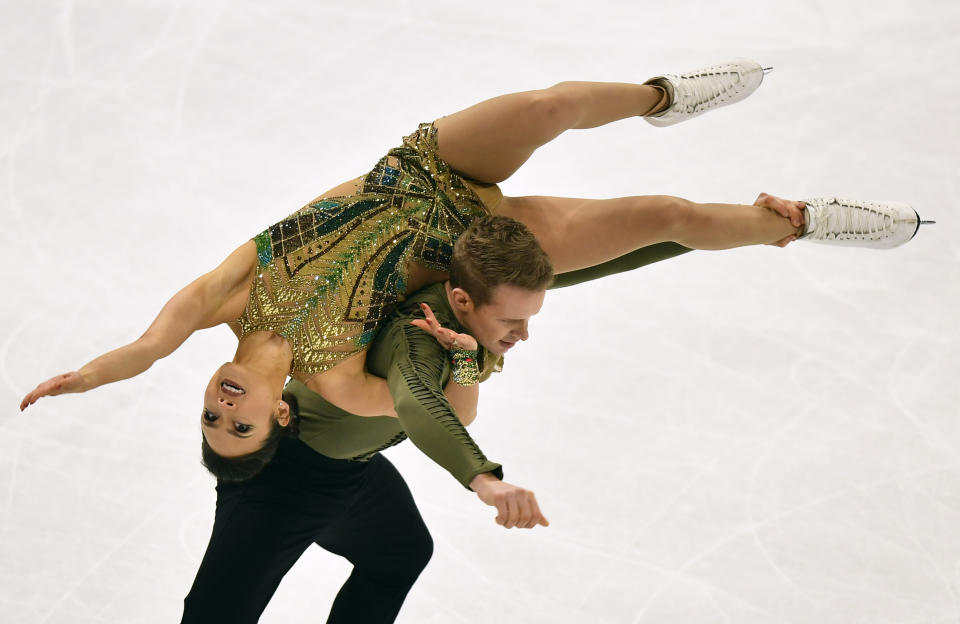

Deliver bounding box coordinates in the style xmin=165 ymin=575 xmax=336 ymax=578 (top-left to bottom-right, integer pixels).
xmin=181 ymin=437 xmax=433 ymax=623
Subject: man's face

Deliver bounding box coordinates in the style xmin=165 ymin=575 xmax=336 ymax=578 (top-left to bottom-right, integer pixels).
xmin=457 ymin=284 xmax=546 ymax=356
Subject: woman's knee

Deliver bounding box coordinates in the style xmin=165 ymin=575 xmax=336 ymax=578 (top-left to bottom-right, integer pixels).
xmin=528 ymin=85 xmax=583 ymax=134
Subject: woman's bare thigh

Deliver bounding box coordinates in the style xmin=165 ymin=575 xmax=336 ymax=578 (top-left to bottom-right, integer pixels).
xmin=496 ymin=194 xmax=680 ymax=273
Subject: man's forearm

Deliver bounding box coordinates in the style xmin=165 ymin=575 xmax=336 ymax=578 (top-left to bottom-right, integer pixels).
xmin=443 ymin=379 xmax=478 ymax=426
xmin=469 ymin=471 xmax=500 ymax=492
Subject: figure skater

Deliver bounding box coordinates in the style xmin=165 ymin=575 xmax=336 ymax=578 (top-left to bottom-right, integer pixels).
xmin=19 ymin=59 xmax=927 ymax=481
xmin=182 ymin=216 xmax=718 ymax=624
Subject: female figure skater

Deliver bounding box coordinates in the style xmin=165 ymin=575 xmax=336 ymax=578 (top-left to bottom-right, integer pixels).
xmin=18 ymin=59 xmax=922 ymax=475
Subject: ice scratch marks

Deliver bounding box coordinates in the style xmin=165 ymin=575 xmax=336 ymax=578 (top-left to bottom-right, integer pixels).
xmin=631 ymin=459 xmax=960 ymax=623
xmin=57 ymin=0 xmax=76 ymax=78
xmin=887 ymin=339 xmax=955 ymax=455
xmin=1 ymin=308 xmax=59 ymax=529
xmin=37 ymin=478 xmax=201 ymax=624
xmin=885 ymin=499 xmax=960 ymax=621
xmin=172 ymin=2 xmax=226 ymax=139
xmin=745 ymin=403 xmax=821 ymax=606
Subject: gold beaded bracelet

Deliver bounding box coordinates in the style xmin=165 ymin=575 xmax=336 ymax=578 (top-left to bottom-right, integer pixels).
xmin=449 ymin=348 xmax=480 ymax=386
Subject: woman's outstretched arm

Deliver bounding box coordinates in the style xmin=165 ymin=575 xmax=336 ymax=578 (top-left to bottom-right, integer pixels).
xmin=19 ymin=243 xmax=257 ymax=410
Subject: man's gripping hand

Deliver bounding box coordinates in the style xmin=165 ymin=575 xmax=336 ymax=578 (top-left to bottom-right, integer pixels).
xmin=754 ymin=192 xmax=806 ymax=247
xmin=470 ymin=472 xmax=549 ymax=529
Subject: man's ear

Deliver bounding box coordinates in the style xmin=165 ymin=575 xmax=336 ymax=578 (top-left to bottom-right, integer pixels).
xmin=449 ymin=287 xmax=473 ymax=313
xmin=276 ymin=400 xmax=291 ymax=427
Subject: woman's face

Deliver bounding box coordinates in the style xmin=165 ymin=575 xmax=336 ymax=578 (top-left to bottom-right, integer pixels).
xmin=201 ymin=363 xmax=287 ymax=458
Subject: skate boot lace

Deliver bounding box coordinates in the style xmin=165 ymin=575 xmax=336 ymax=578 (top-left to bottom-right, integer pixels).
xmin=676 ymin=69 xmax=743 ymax=113
xmin=808 ymin=199 xmax=893 ymax=241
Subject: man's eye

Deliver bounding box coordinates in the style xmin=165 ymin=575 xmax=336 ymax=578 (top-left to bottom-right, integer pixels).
xmin=235 ymin=423 xmax=252 ymax=434
xmin=203 ymin=410 xmax=218 ymax=422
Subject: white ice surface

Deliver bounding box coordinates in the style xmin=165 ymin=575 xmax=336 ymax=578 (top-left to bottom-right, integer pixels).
xmin=2 ymin=1 xmax=959 ymax=623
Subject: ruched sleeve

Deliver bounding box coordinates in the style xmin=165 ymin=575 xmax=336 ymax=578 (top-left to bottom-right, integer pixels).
xmin=367 ymin=315 xmax=503 ymax=489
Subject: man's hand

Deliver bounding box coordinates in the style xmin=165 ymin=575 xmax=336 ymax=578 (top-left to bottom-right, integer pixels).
xmin=755 ymin=192 xmax=806 ymax=247
xmin=410 ymin=302 xmax=478 ymax=351
xmin=20 ymin=371 xmax=86 ymax=411
xmin=470 ymin=472 xmax=549 ymax=529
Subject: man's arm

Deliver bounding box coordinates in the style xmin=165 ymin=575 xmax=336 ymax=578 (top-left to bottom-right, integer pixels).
xmin=443 ymin=381 xmax=478 ymax=427
xmin=369 ymin=318 xmax=548 ymax=529
xmin=375 ymin=320 xmax=501 ymax=488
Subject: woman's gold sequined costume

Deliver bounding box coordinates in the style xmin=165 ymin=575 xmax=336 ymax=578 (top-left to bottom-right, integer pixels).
xmin=237 ymin=123 xmax=497 ymax=375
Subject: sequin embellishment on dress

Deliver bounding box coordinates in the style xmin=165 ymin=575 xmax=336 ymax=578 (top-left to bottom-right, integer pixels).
xmin=238 ymin=123 xmax=490 ymax=375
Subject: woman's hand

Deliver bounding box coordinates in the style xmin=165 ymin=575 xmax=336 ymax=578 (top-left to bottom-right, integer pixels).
xmin=20 ymin=372 xmax=86 ymax=411
xmin=409 ymin=303 xmax=478 ymax=351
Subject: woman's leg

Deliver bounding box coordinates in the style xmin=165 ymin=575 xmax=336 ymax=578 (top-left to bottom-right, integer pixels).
xmin=433 ymin=81 xmax=665 ymax=183
xmin=432 ymin=82 xmax=800 ymax=273
xmin=498 ymin=194 xmax=800 ymax=274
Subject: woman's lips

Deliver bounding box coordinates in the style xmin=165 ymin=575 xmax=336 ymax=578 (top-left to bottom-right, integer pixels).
xmin=220 ymin=379 xmax=246 ymax=397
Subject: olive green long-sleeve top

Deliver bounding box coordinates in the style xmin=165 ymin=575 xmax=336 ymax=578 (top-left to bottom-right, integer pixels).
xmin=288 ymin=283 xmax=503 ymax=489
xmin=288 ymin=241 xmax=694 ymax=490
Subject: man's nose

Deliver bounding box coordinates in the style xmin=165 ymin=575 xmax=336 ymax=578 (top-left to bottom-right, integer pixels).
xmin=218 ymin=396 xmax=235 ymax=408
xmin=518 ymin=321 xmax=529 ymax=341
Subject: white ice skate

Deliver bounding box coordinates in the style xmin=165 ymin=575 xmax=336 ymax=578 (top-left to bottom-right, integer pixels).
xmin=799 ymin=197 xmax=935 ymax=249
xmin=643 ymin=59 xmax=770 ymax=127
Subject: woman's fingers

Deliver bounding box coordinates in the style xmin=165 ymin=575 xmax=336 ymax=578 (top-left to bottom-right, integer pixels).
xmin=19 ymin=373 xmax=84 ymax=410
xmin=19 ymin=383 xmax=54 ymax=410
xmin=19 ymin=392 xmax=34 ymax=411
xmin=20 ymin=382 xmax=52 ymax=411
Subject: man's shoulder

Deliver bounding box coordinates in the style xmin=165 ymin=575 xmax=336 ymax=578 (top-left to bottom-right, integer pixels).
xmin=392 ymin=283 xmax=457 ymax=327
xmin=366 ymin=283 xmax=451 ymax=374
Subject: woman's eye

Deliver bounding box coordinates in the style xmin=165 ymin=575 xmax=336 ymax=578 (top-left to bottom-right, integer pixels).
xmin=235 ymin=423 xmax=251 ymax=434
xmin=203 ymin=410 xmax=218 ymax=422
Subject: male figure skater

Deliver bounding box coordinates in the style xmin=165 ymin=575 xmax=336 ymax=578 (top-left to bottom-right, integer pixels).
xmin=181 ymin=215 xmax=556 ymax=623
xmin=182 ymin=188 xmax=926 ymax=623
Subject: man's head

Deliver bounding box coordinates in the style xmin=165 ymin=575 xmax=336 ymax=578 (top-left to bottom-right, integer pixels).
xmin=447 ymin=215 xmax=553 ymax=355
